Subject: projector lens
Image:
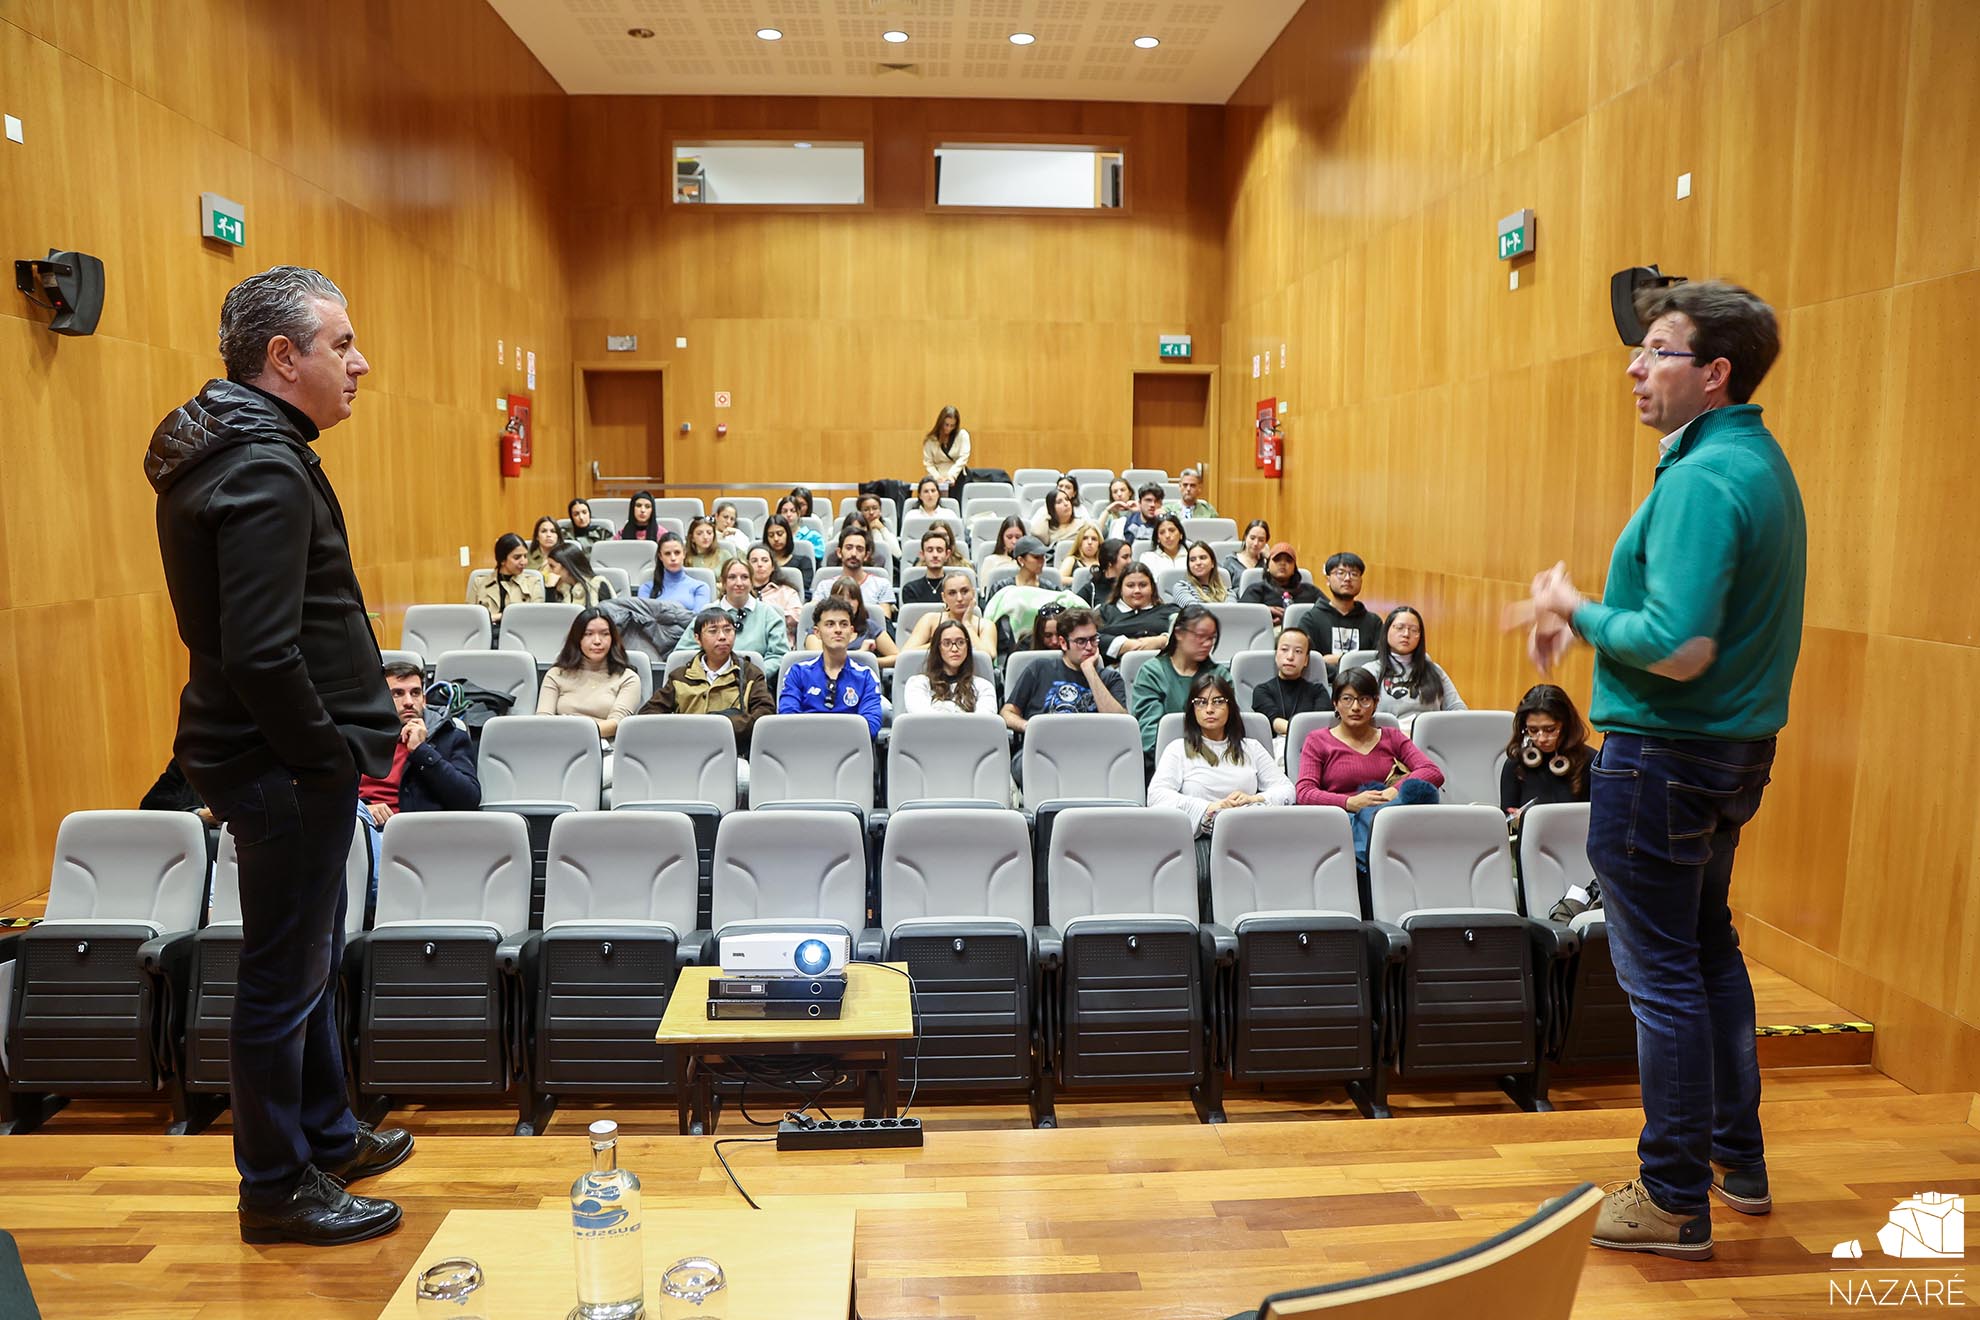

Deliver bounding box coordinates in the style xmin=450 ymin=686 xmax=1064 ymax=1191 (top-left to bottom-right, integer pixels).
xmin=795 ymin=939 xmax=830 ymax=975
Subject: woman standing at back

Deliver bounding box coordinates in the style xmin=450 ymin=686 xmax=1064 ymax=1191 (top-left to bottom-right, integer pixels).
xmin=922 ymin=405 xmax=971 ymax=493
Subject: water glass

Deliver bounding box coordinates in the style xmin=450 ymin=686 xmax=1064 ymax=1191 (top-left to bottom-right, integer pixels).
xmin=415 ymin=1257 xmax=489 ymax=1319
xmin=658 ymin=1256 xmax=726 ymax=1319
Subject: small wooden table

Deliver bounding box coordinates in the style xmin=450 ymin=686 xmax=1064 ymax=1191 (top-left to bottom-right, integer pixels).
xmin=374 ymin=1206 xmax=854 ymax=1318
xmin=655 ymin=962 xmax=914 ymax=1135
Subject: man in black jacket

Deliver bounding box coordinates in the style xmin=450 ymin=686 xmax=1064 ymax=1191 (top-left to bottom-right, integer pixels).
xmin=147 ymin=266 xmax=410 ymax=1247
xmin=1238 ymin=541 xmax=1324 ymax=626
xmin=358 ymin=662 xmax=482 ymax=824
xmin=1298 ymin=551 xmax=1383 ymax=666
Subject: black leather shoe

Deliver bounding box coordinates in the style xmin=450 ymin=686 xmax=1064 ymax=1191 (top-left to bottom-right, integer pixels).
xmin=323 ymin=1123 xmax=414 ymax=1186
xmin=239 ymin=1166 xmax=403 ymax=1246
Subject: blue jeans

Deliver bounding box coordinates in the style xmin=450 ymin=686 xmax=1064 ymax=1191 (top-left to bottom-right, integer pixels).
xmin=1351 ymin=777 xmax=1441 ymax=873
xmin=1588 ymin=733 xmax=1775 ymax=1214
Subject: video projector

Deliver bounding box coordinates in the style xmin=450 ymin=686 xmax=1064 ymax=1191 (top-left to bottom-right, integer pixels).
xmin=717 ymin=932 xmax=849 ymax=979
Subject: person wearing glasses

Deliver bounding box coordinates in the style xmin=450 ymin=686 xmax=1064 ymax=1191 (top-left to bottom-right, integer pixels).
xmin=1149 ymin=671 xmax=1292 ymax=894
xmin=903 ymin=571 xmax=998 ymax=658
xmin=777 ymin=596 xmax=883 ymax=738
xmin=900 ymin=618 xmax=996 ymax=716
xmin=1358 ymin=604 xmax=1466 ymax=735
xmin=999 ymin=606 xmax=1128 ymax=787
xmin=1514 ymin=281 xmax=1801 ymax=1261
xmin=1298 ymin=551 xmax=1382 ymax=668
xmin=1295 ymin=666 xmax=1443 ymax=875
xmin=1129 ymin=603 xmax=1227 ymax=765
xmin=645 ymin=606 xmax=775 ymax=770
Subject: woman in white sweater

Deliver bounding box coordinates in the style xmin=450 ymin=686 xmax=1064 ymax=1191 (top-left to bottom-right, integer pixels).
xmin=921 ymin=404 xmax=970 ymax=492
xmin=536 ymin=608 xmax=641 ymax=786
xmin=899 ymin=618 xmax=997 ymax=715
xmin=1148 ymin=671 xmax=1294 ymax=892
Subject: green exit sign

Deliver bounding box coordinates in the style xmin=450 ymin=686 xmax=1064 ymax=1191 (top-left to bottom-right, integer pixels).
xmin=200 ymin=191 xmax=245 ymax=247
xmin=1497 ymin=208 xmax=1534 ymax=261
xmin=1159 ymin=334 xmax=1192 ymax=360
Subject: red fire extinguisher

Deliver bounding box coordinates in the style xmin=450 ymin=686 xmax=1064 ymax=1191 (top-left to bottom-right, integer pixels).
xmin=500 ymin=415 xmax=524 ymax=477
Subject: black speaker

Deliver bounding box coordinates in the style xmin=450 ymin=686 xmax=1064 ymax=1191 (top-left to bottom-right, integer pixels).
xmin=1609 ymin=264 xmax=1685 ymax=346
xmin=14 ymin=249 xmax=105 ymax=336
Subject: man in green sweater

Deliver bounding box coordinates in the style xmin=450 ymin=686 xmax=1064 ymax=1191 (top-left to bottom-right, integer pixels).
xmin=1523 ymin=280 xmax=1804 ymax=1263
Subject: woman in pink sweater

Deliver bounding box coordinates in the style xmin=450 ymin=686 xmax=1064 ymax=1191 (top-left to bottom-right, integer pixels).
xmin=1296 ymin=667 xmax=1443 ymax=874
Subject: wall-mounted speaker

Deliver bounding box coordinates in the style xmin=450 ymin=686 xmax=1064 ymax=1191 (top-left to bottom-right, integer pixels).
xmin=14 ymin=249 xmax=105 ymax=336
xmin=1609 ymin=265 xmax=1685 ymax=346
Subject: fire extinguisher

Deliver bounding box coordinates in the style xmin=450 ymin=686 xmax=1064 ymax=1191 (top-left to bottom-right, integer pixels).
xmin=500 ymin=415 xmax=524 ymax=477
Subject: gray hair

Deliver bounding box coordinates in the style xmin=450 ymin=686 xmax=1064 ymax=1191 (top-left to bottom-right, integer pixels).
xmin=218 ymin=265 xmax=346 ymax=383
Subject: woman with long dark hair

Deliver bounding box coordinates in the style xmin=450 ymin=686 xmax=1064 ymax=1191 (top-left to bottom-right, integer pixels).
xmin=617 ymin=490 xmax=661 ymax=541
xmin=536 ymin=608 xmax=640 ymax=784
xmin=1129 ymin=602 xmax=1226 ymax=760
xmin=1139 ymin=513 xmax=1190 ymax=574
xmin=775 ymin=495 xmax=827 ymax=564
xmin=1502 ymin=684 xmax=1593 ymax=815
xmin=901 ymin=617 xmax=995 ymax=715
xmin=1097 ymin=562 xmax=1176 ymax=660
xmin=1082 ymin=536 xmax=1133 ymax=606
xmin=746 ymin=543 xmax=803 ymax=645
xmin=1225 ymin=519 xmax=1271 ymax=585
xmin=1168 ymin=541 xmax=1229 ymax=605
xmin=1363 ymin=605 xmax=1466 ymax=732
xmin=474 ymin=531 xmax=543 ymax=626
xmin=979 ymin=515 xmax=1029 ymax=579
xmin=921 ymin=405 xmax=970 ymax=492
xmin=911 ymin=476 xmax=947 ymax=517
xmin=543 ymin=542 xmax=613 ymax=607
xmin=1032 ymin=487 xmax=1082 ymax=547
xmin=762 ymin=514 xmax=814 ymax=592
xmin=567 ymin=497 xmax=613 ymax=547
xmin=527 ymin=515 xmax=562 ymax=575
xmin=1149 ymin=670 xmax=1292 ymax=890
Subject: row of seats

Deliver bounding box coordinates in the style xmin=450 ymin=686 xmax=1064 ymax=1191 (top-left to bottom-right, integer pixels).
xmin=0 ymin=801 xmax=1629 ymax=1135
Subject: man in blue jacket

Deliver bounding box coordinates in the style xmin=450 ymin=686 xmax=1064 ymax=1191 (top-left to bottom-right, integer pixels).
xmin=776 ymin=597 xmax=883 ymax=738
xmin=1522 ymin=280 xmax=1805 ymax=1263
xmin=359 ymin=663 xmax=481 ymax=824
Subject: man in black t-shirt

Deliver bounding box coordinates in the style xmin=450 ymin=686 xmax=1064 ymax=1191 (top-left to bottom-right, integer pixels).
xmin=1298 ymin=551 xmax=1382 ymax=666
xmin=900 ymin=527 xmax=956 ymax=607
xmin=999 ymin=607 xmax=1129 ymax=785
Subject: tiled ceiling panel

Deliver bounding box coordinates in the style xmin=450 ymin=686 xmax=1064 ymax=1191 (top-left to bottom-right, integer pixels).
xmin=486 ymin=0 xmax=1301 ymax=102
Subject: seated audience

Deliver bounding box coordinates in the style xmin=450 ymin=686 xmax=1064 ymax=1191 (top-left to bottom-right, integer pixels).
xmin=536 ymin=608 xmax=642 ymax=783
xmin=544 ymin=542 xmax=614 ymax=607
xmin=1176 ymin=467 xmax=1217 ymax=518
xmin=778 ymin=596 xmax=884 ymax=737
xmin=900 ymin=618 xmax=996 ymax=715
xmin=1097 ymin=563 xmax=1177 ymax=660
xmin=1361 ymin=605 xmax=1465 ymax=732
xmin=806 ymin=576 xmax=899 ymax=668
xmin=785 ymin=485 xmax=819 ymax=522
xmin=762 ymin=514 xmax=814 ymax=592
xmin=979 ymin=515 xmax=1028 ymax=579
xmin=1053 ymin=474 xmax=1088 ymax=520
xmin=850 ymin=491 xmax=902 ymax=564
xmin=1081 ymin=537 xmax=1134 ymax=606
xmin=1239 ymin=541 xmax=1324 ymax=625
xmin=1139 ymin=514 xmax=1189 ymax=574
xmin=775 ymin=496 xmax=827 ymax=563
xmin=910 ymin=475 xmax=948 ymax=517
xmin=711 ymin=501 xmax=753 ymax=557
xmin=672 ymin=558 xmax=789 ymax=676
xmin=1099 ymin=477 xmax=1137 ymax=539
xmin=566 ymin=497 xmax=613 ymax=547
xmin=746 ymin=544 xmax=803 ymax=645
xmin=1118 ymin=482 xmax=1168 ymax=543
xmin=527 ymin=515 xmax=562 ymax=575
xmin=642 ymin=532 xmax=711 ymax=611
xmin=1149 ymin=670 xmax=1292 ymax=890
xmin=684 ymin=516 xmax=734 ymax=576
xmin=1295 ymin=667 xmax=1444 ymax=874
xmin=1129 ymin=602 xmax=1226 ymax=759
xmin=1504 ymin=684 xmax=1597 ymax=921
xmin=1064 ymin=521 xmax=1105 ymax=581
xmin=644 ymin=605 xmax=774 ymax=761
xmin=359 ymin=661 xmax=482 ymax=827
xmin=999 ymin=606 xmax=1129 ymax=785
xmin=904 ymin=571 xmax=998 ymax=657
xmin=1300 ymin=551 xmax=1382 ymax=665
xmin=1250 ymin=628 xmax=1331 ymax=752
xmin=814 ymin=523 xmax=894 ymax=621
xmin=1028 ymin=604 xmax=1066 ymax=653
xmin=901 ymin=527 xmax=958 ymax=606
xmin=1167 ymin=540 xmax=1230 ymax=605
xmin=1224 ymin=519 xmax=1271 ymax=586
xmin=983 ymin=537 xmax=1081 ymax=646
xmin=922 ymin=406 xmax=969 ymax=492
xmin=475 ymin=532 xmax=543 ymax=627
xmin=617 ymin=490 xmax=663 ymax=542
xmin=1032 ymin=487 xmax=1082 ymax=547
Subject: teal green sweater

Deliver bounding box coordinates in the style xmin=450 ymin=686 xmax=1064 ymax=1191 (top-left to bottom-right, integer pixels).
xmin=1571 ymin=404 xmax=1805 ymax=741
xmin=1130 ymin=656 xmax=1229 ymax=752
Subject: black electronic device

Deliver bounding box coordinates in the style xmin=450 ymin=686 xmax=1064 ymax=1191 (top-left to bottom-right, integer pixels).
xmin=1609 ymin=264 xmax=1686 ymax=346
xmin=15 ymin=249 xmax=105 ymax=336
xmin=775 ymin=1115 xmax=923 ymax=1151
xmin=707 ymin=999 xmax=844 ymax=1021
xmin=709 ymin=974 xmax=847 ymax=1002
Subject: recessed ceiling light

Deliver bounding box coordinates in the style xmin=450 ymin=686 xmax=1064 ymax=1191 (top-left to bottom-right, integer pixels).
xmin=882 ymin=29 xmax=909 ymax=43
xmin=1008 ymin=32 xmax=1035 ymax=45
xmin=755 ymin=27 xmax=783 ymax=41
xmin=1133 ymin=35 xmax=1161 ymax=49
xmin=627 ymin=26 xmax=654 ymax=38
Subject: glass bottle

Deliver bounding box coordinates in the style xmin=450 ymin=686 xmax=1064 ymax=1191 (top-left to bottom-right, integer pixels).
xmin=570 ymin=1119 xmax=645 ymax=1320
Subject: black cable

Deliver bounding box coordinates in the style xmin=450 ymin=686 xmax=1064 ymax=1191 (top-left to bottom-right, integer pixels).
xmin=858 ymin=962 xmax=922 ymax=1119
xmin=712 ymin=1136 xmax=775 ymax=1210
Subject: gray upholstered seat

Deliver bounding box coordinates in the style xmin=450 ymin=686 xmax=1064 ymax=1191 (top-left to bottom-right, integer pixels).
xmin=435 ymin=648 xmax=537 ymax=712
xmin=402 ymin=603 xmax=492 ymax=657
xmin=1411 ymin=710 xmax=1515 ymax=807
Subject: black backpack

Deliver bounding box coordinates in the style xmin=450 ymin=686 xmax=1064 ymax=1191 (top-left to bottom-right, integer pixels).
xmin=439 ymin=680 xmax=515 ymax=743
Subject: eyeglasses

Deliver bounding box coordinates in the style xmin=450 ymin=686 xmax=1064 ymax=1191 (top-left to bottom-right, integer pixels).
xmin=1065 ymin=634 xmax=1099 ymax=650
xmin=1629 ymin=345 xmax=1699 ymax=367
xmin=1190 ymin=695 xmax=1229 ymax=709
xmin=1337 ymin=693 xmax=1377 ymax=708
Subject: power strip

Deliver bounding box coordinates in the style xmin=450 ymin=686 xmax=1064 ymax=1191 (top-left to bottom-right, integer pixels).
xmin=775 ymin=1116 xmax=923 ymax=1151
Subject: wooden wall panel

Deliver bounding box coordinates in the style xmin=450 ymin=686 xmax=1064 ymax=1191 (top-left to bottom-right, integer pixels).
xmin=1218 ymin=0 xmax=1980 ymax=1091
xmin=0 ymin=1 xmax=570 ymax=910
xmin=565 ymin=98 xmax=1225 ymax=489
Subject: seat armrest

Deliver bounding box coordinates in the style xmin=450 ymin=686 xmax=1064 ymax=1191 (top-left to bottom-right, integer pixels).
xmin=1033 ymin=925 xmax=1062 ymax=970
xmin=856 ymin=927 xmax=886 ymax=962
xmin=678 ymin=929 xmax=714 ymax=968
xmin=1525 ymin=917 xmax=1580 ymax=964
xmin=1199 ymin=922 xmax=1237 ymax=967
xmin=1365 ymin=921 xmax=1411 ymax=966
xmin=137 ymin=930 xmax=197 ymax=977
xmin=496 ymin=937 xmax=529 ymax=974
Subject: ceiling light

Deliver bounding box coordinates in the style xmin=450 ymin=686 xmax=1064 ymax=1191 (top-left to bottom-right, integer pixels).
xmin=627 ymin=26 xmax=654 ymax=38
xmin=756 ymin=27 xmax=783 ymax=41
xmin=882 ymin=29 xmax=909 ymax=43
xmin=1133 ymin=35 xmax=1160 ymax=49
xmin=1008 ymin=32 xmax=1035 ymax=45
xmin=793 ymin=142 xmax=812 ymax=149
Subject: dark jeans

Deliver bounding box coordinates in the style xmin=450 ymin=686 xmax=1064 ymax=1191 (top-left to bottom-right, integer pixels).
xmin=1588 ymin=732 xmax=1775 ymax=1214
xmin=199 ymin=767 xmax=362 ymax=1205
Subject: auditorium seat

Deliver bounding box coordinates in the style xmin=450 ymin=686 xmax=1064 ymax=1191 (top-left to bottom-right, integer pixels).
xmin=1339 ymin=648 xmax=1379 ymax=674
xmin=518 ymin=811 xmax=699 ymax=1134
xmin=877 ymin=808 xmax=1038 ymax=1112
xmin=1017 ymin=714 xmax=1143 ymax=806
xmin=728 ymin=497 xmax=770 ymax=525
xmin=1367 ymin=805 xmax=1573 ymax=1111
xmin=379 ymin=647 xmax=423 ymax=673
xmin=1201 ymin=603 xmax=1274 ymax=662
xmin=748 ymin=714 xmax=876 ymax=810
xmin=1182 ymin=516 xmax=1238 ymax=542
xmin=402 ymin=603 xmax=492 ymax=657
xmin=1117 ymin=648 xmax=1157 ymax=691
xmin=1121 ymin=468 xmax=1169 ymax=488
xmin=650 ymin=497 xmax=705 ymax=524
xmin=1 ymin=811 xmax=209 ymax=1134
xmin=477 ymin=715 xmax=605 ymax=923
xmin=1011 ymin=468 xmax=1058 ymax=487
xmin=1036 ymin=806 xmax=1214 ymax=1123
xmin=707 ymin=810 xmax=869 ymax=965
xmin=178 ymin=823 xmax=370 ymax=1133
xmin=435 ymin=648 xmax=536 ymax=713
xmin=1518 ymin=804 xmax=1632 ymax=1066
xmin=610 ymin=713 xmax=736 ymax=925
xmin=347 ymin=812 xmax=532 ymax=1130
xmin=1409 ymin=711 xmax=1514 ymax=806
xmin=589 ymin=539 xmax=658 ymax=590
xmin=496 ymin=602 xmax=581 ymax=668
xmin=1204 ymin=807 xmax=1393 ymax=1118
xmin=887 ymin=712 xmax=1011 ymax=807
xmin=588 ymin=498 xmax=630 ymax=526
xmin=1067 ymin=467 xmax=1114 ymax=486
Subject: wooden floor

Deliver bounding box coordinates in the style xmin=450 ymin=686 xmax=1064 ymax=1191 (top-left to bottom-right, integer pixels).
xmin=0 ymin=1076 xmax=1970 ymax=1319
